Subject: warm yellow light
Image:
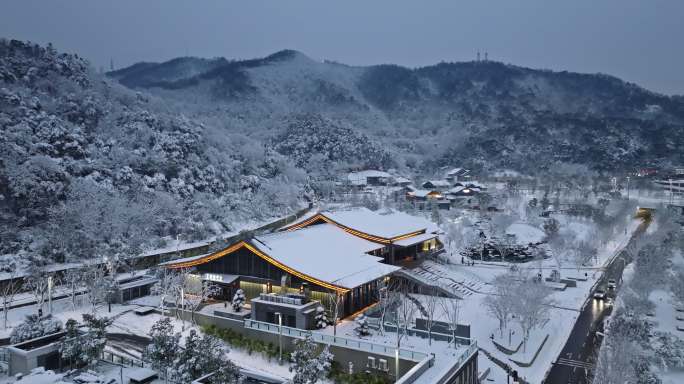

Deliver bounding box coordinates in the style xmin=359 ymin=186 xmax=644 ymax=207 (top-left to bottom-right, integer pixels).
xmin=282 ymin=213 xmax=427 ymax=245
xmin=164 ymin=240 xmax=350 ymax=294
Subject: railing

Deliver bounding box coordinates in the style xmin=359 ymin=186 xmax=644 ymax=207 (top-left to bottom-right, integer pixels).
xmin=244 ymin=319 xmax=429 ymax=362
xmin=101 ymin=349 xmax=145 ymax=368
xmin=256 ymin=293 xmax=305 ymax=306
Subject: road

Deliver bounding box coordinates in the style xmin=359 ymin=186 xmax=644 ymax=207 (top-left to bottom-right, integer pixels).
xmin=544 ymin=221 xmax=647 ymax=384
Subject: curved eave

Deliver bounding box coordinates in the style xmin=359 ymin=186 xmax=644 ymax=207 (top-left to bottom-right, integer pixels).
xmin=281 ymin=213 xmax=426 ymax=244
xmin=162 ymin=240 xmax=350 ymax=293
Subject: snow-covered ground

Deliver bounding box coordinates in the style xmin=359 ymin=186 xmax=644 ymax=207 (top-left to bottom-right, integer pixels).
xmin=407 ymin=211 xmax=641 ymax=383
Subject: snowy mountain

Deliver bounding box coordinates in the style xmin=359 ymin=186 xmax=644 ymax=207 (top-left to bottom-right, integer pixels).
xmin=0 ymin=39 xmax=306 ymax=264
xmin=109 ymin=49 xmax=684 ymax=172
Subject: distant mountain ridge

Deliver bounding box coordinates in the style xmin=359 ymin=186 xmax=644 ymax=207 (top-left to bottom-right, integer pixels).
xmin=108 ymin=49 xmax=684 ymax=172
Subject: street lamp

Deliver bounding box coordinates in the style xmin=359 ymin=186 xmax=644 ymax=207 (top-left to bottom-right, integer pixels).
xmin=275 ymin=312 xmax=283 ymax=364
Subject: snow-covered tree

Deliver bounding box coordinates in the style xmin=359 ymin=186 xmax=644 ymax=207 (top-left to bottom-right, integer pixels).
xmin=145 ymin=317 xmax=181 ymax=374
xmin=231 ymin=289 xmax=246 ymax=312
xmin=484 ymin=273 xmax=516 ymax=337
xmin=314 ymin=306 xmax=328 ymax=329
xmin=10 ymin=314 xmax=63 ymax=344
xmin=183 ymin=276 xmax=220 ymax=324
xmin=653 ymin=331 xmax=684 ymax=370
xmin=79 ymin=314 xmax=113 ymax=366
xmin=82 ymin=263 xmax=108 ymax=314
xmin=169 ymin=329 xmax=241 ymax=384
xmin=511 ymin=278 xmax=553 ymax=352
xmin=1 ymin=265 xmax=21 ymax=329
xmin=354 ymin=314 xmax=370 ymax=337
xmin=543 ymin=218 xmax=560 ymax=240
xmin=152 ymin=268 xmax=182 ymax=316
xmin=59 ymin=318 xmax=86 ymax=369
xmin=671 ymin=267 xmax=684 ymax=306
xmin=24 ymin=266 xmax=52 ymax=315
xmin=289 ymin=334 xmax=333 ymax=384
xmin=62 ymin=267 xmax=83 ymax=311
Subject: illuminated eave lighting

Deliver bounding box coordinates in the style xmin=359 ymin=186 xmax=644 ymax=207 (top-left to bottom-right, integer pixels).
xmin=163 ymin=240 xmax=349 ymax=294
xmin=282 ymin=213 xmax=426 ymax=245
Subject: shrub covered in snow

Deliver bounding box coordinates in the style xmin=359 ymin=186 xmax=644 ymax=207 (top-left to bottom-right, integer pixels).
xmin=10 ymin=314 xmax=63 ymax=344
xmin=354 ymin=314 xmax=371 ymax=337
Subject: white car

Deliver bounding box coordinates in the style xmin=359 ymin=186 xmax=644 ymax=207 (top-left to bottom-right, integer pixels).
xmin=594 ymin=289 xmax=607 ymax=300
xmin=607 ymin=279 xmax=617 ymax=290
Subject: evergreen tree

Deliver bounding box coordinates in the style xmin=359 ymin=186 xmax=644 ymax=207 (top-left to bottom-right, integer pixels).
xmin=145 ymin=318 xmax=181 ymax=374
xmin=59 ymin=319 xmax=86 ymax=369
xmin=289 ymin=334 xmax=333 ymax=384
xmin=232 ymin=289 xmax=246 ymax=312
xmin=314 ymin=306 xmax=328 ymax=329
xmin=354 ymin=314 xmax=370 ymax=337
xmin=80 ymin=314 xmax=113 ymax=366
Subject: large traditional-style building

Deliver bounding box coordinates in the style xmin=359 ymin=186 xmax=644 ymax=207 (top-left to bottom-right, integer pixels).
xmin=161 ymin=208 xmax=441 ymax=320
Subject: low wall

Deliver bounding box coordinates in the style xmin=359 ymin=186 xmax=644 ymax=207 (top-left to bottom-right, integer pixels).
xmin=7 ymin=332 xmax=66 ymax=376
xmin=172 ymin=309 xmax=419 ymax=380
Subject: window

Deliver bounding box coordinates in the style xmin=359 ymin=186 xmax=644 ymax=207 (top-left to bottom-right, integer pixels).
xmin=367 ymin=356 xmax=376 ymax=369
xmin=378 ymin=359 xmax=388 ymax=372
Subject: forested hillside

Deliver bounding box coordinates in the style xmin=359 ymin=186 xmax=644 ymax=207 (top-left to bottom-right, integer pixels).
xmin=0 ymin=39 xmax=306 ymax=267
xmin=110 ymin=49 xmax=684 ymax=173
xmin=3 ymin=39 xmax=684 ymax=267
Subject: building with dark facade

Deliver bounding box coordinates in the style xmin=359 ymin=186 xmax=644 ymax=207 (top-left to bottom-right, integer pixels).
xmin=161 ymin=208 xmax=441 ymax=321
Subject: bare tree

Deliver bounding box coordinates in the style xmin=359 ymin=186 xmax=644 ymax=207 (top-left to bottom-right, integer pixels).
xmin=62 ymin=267 xmax=83 ymax=311
xmin=376 ymin=281 xmax=392 ymax=336
xmin=1 ymin=266 xmax=21 ymax=329
xmin=183 ymin=276 xmax=220 ymax=324
xmin=82 ymin=263 xmax=108 ymax=314
xmin=396 ymin=292 xmax=416 ymax=346
xmin=423 ymin=288 xmax=440 ymax=346
xmin=548 ymin=237 xmax=567 ymax=281
xmin=24 ymin=266 xmax=51 ymax=315
xmin=152 ymin=268 xmax=182 ymax=317
xmin=483 ymin=273 xmax=516 ymax=338
xmin=671 ymin=267 xmax=684 ymax=307
xmin=439 ymin=297 xmax=461 ymax=349
xmin=325 ymin=291 xmax=344 ymax=337
xmin=512 ymin=278 xmax=553 ymax=352
xmin=386 ymin=280 xmax=415 ymax=350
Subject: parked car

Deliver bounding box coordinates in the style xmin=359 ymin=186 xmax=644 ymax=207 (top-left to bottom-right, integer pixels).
xmin=594 ymin=289 xmax=607 ymax=300
xmin=607 ymin=279 xmax=617 ymax=290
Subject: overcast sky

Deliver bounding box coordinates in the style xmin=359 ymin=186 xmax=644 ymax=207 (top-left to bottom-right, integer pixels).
xmin=2 ymin=0 xmax=683 ymax=95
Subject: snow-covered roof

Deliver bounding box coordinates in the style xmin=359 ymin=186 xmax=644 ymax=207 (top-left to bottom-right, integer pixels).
xmin=118 ymin=276 xmax=158 ymax=290
xmin=410 ymin=189 xmax=440 ymax=198
xmin=347 ymin=170 xmax=392 ymax=185
xmin=281 ymin=207 xmax=438 ymax=241
xmin=323 ymin=207 xmax=438 ymax=239
xmin=446 ymin=168 xmax=469 ymax=176
xmin=447 ymin=186 xmax=465 ymax=194
xmin=505 ymin=223 xmax=546 ymax=244
xmin=158 ymin=252 xmax=212 ymax=267
xmin=162 ymin=223 xmax=401 ymax=290
xmin=251 ymin=224 xmax=399 ymax=289
xmin=394 ymin=176 xmax=411 ymax=184
xmin=393 ymin=233 xmax=438 ymax=247
xmin=423 ymin=180 xmax=451 ymax=187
